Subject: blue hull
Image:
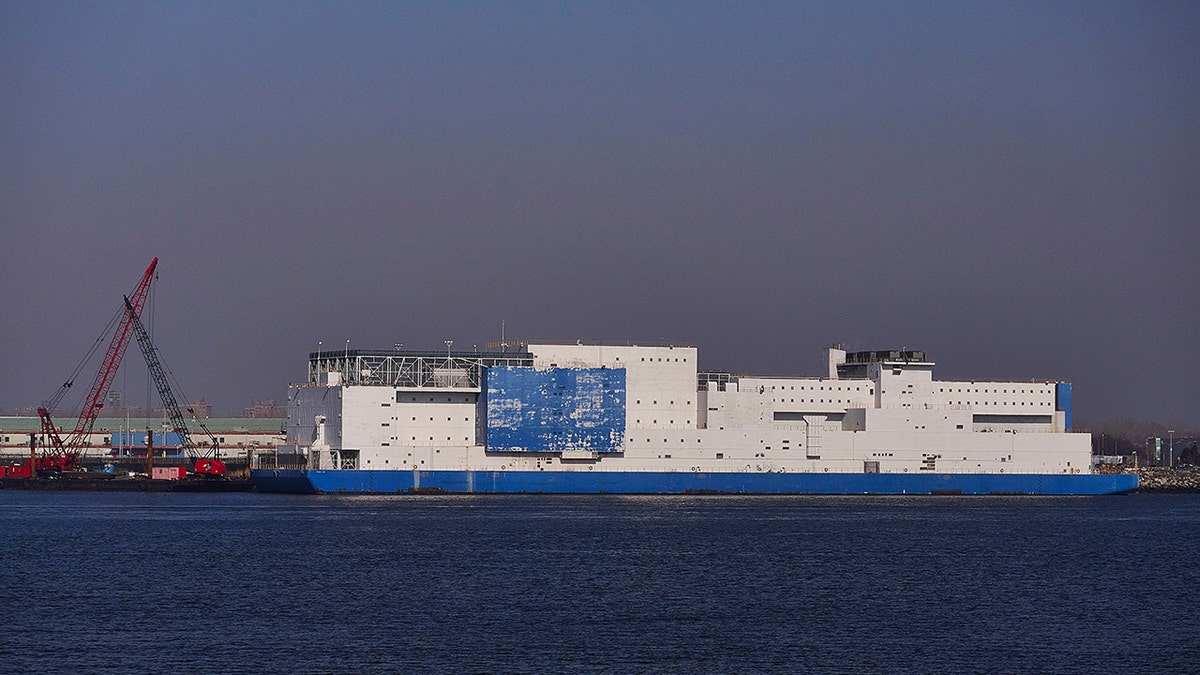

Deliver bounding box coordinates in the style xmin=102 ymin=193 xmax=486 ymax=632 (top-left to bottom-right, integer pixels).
xmin=250 ymin=469 xmax=1137 ymax=495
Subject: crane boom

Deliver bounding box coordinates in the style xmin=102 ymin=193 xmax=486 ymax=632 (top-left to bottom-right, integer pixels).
xmin=124 ymin=296 xmax=223 ymax=475
xmin=125 ymin=296 xmax=191 ymax=450
xmin=74 ymin=258 xmax=159 ymax=438
xmin=36 ymin=258 xmax=158 ymax=471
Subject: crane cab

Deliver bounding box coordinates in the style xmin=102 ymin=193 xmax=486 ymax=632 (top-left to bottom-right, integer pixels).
xmin=192 ymin=459 xmax=227 ymax=477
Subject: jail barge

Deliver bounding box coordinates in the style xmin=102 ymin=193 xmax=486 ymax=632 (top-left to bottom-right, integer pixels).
xmin=250 ymin=342 xmax=1137 ymax=495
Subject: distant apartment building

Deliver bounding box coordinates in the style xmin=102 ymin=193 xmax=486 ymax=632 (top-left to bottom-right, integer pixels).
xmin=145 ymin=400 xmax=212 ymax=419
xmin=182 ymin=399 xmax=212 ymax=419
xmin=243 ymin=399 xmax=287 ymax=418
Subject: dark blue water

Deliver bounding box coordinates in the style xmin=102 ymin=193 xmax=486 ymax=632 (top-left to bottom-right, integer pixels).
xmin=0 ymin=493 xmax=1196 ymax=673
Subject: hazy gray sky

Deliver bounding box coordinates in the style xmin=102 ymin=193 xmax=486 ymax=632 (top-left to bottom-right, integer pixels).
xmin=2 ymin=2 xmax=1197 ymax=427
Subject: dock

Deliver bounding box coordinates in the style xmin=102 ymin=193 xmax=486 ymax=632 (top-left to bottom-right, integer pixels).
xmin=0 ymin=475 xmax=254 ymax=492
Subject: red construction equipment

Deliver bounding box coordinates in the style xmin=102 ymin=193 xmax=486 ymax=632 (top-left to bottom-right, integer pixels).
xmin=36 ymin=258 xmax=158 ymax=473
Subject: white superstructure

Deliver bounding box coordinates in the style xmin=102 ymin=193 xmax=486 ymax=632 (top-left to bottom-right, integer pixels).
xmin=278 ymin=342 xmax=1092 ymax=477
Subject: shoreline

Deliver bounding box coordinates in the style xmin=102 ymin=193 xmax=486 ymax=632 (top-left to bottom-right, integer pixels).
xmin=1112 ymin=467 xmax=1200 ymax=493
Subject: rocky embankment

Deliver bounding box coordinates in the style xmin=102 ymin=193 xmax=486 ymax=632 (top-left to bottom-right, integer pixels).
xmin=1121 ymin=467 xmax=1200 ymax=493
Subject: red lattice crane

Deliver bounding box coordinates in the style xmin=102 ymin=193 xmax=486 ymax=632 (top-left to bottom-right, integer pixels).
xmin=35 ymin=258 xmax=158 ymax=472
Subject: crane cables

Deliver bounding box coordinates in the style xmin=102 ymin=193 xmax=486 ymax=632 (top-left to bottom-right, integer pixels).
xmin=41 ymin=303 xmax=125 ymax=414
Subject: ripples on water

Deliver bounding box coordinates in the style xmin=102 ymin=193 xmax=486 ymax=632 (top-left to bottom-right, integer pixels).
xmin=0 ymin=493 xmax=1196 ymax=673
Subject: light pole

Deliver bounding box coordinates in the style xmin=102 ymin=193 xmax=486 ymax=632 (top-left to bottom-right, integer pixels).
xmin=445 ymin=340 xmax=454 ymax=362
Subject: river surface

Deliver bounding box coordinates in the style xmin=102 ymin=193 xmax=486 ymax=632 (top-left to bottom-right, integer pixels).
xmin=0 ymin=492 xmax=1196 ymax=673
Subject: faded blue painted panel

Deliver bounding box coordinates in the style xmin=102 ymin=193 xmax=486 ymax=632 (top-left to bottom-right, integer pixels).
xmin=111 ymin=431 xmax=185 ymax=448
xmin=1055 ymin=383 xmax=1073 ymax=431
xmin=484 ymin=366 xmax=626 ymax=453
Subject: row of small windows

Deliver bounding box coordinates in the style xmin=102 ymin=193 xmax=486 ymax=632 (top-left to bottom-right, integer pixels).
xmin=634 ymin=400 xmax=690 ymax=405
xmin=946 ymin=401 xmax=1050 ymax=407
xmin=398 ymin=395 xmax=475 ymax=402
xmin=636 ymin=357 xmax=687 ymax=362
xmin=628 ymin=438 xmax=811 ymax=450
xmin=939 ymin=388 xmax=1047 ymax=395
xmin=771 ymin=385 xmax=864 ymax=392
